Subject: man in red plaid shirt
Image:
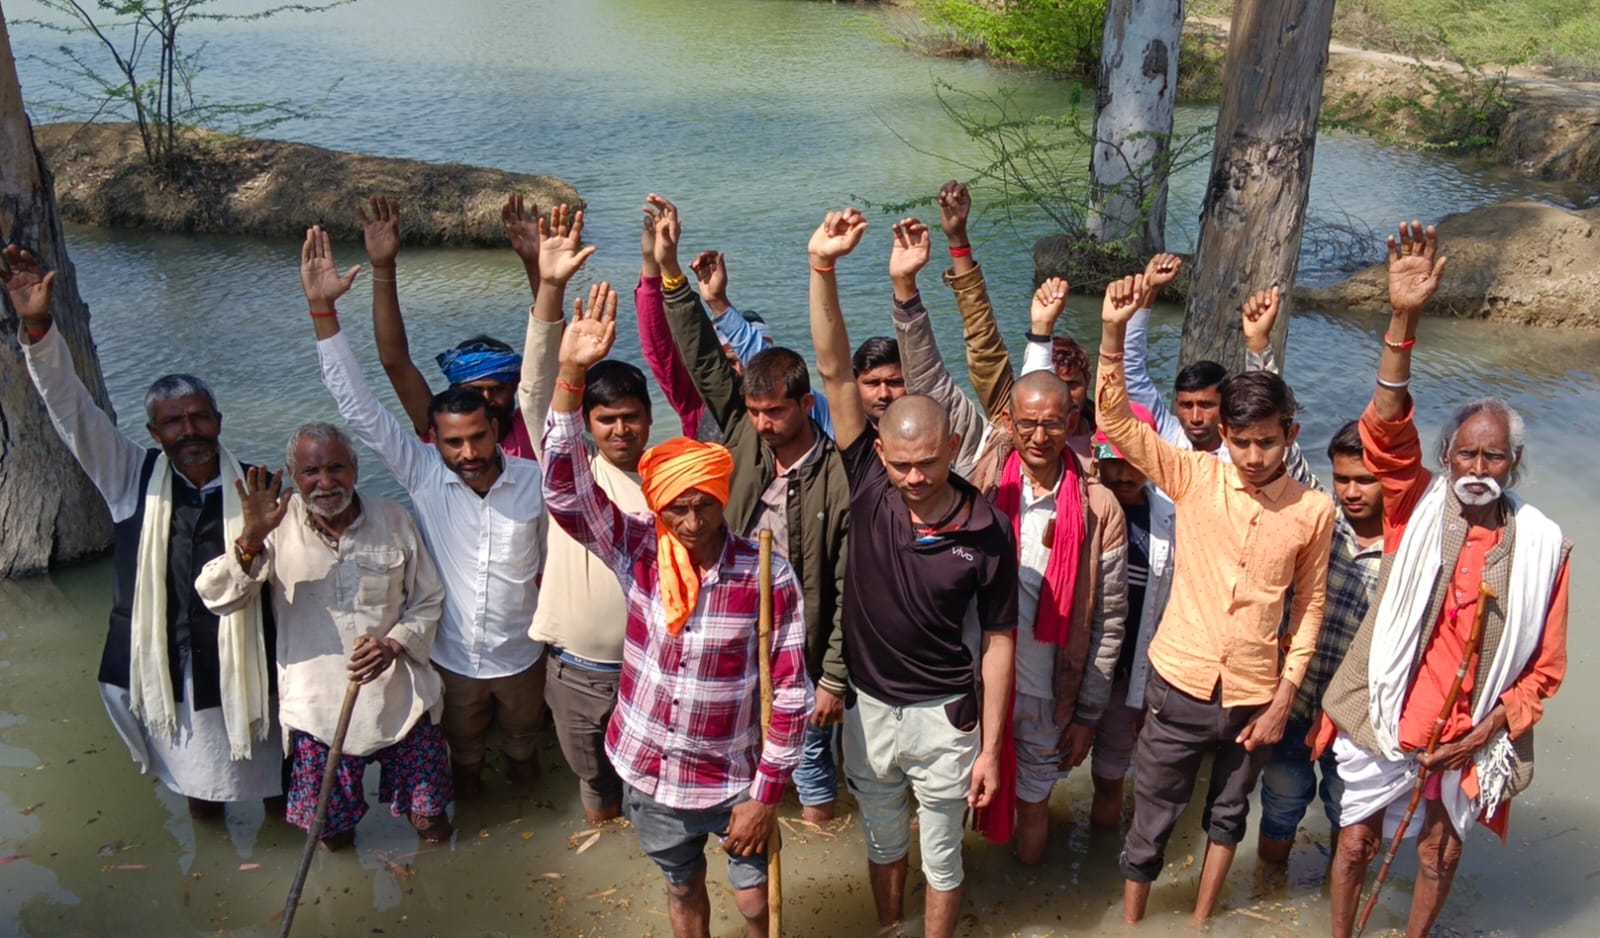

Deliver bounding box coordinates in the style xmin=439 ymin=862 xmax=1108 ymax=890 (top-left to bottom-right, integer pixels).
xmin=542 ymin=282 xmax=814 ymax=938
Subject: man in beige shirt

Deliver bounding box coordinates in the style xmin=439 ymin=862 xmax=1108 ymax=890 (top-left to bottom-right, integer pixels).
xmin=1096 ymin=275 xmax=1335 ymax=924
xmin=197 ymin=423 xmax=450 ymax=850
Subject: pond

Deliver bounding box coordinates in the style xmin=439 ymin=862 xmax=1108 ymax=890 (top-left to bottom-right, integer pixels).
xmin=3 ymin=1 xmax=1598 ymax=935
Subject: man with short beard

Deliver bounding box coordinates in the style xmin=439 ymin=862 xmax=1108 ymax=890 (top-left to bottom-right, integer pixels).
xmin=300 ymin=226 xmax=549 ymax=798
xmin=6 ymin=244 xmax=284 ymax=818
xmin=1320 ymin=223 xmax=1571 ymax=938
xmin=197 ymin=424 xmax=452 ymax=849
xmin=654 ymin=195 xmax=853 ymax=825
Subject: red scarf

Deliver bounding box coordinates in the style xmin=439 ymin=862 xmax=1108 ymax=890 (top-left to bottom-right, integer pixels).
xmin=976 ymin=448 xmax=1085 ymax=844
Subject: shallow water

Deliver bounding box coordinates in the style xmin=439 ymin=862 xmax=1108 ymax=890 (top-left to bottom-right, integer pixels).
xmin=4 ymin=1 xmax=1599 ymax=935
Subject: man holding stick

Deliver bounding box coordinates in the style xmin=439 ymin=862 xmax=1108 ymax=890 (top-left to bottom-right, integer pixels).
xmin=1320 ymin=223 xmax=1571 ymax=938
xmin=543 ymin=281 xmax=813 ymax=938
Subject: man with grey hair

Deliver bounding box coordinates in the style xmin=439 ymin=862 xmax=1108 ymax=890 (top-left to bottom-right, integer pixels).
xmin=5 ymin=244 xmax=283 ymax=817
xmin=1318 ymin=223 xmax=1572 ymax=938
xmin=197 ymin=423 xmax=452 ymax=849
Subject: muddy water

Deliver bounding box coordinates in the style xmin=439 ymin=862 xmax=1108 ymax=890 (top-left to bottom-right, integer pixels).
xmin=4 ymin=0 xmax=1600 ymax=935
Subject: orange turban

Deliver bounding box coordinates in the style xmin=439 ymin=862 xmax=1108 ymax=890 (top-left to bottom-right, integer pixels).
xmin=638 ymin=437 xmax=735 ymax=636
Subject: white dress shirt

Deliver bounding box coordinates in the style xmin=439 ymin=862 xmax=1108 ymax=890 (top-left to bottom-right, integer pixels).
xmin=318 ymin=330 xmax=546 ymax=679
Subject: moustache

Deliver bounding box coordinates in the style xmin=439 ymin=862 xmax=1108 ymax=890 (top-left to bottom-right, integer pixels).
xmin=1452 ymin=474 xmax=1503 ymax=507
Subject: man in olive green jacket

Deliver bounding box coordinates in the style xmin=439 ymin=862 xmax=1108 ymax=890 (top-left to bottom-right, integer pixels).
xmin=649 ymin=196 xmax=852 ymax=824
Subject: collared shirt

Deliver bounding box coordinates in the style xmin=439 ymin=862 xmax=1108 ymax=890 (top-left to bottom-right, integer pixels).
xmin=746 ymin=433 xmax=823 ymax=557
xmin=542 ymin=409 xmax=813 ymax=810
xmin=319 ymin=331 xmax=546 ymax=679
xmin=1097 ymin=358 xmax=1336 ymax=707
xmin=1292 ymin=516 xmax=1382 ymax=723
xmin=1013 ymin=473 xmax=1059 ymax=700
xmin=196 ymin=494 xmax=446 ymax=757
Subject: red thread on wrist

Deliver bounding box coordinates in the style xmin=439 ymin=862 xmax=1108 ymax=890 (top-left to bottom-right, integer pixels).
xmin=309 ymin=309 xmax=338 ymax=319
xmin=556 ymin=377 xmax=585 ymax=394
xmin=23 ymin=323 xmax=49 ymax=339
xmin=948 ymin=245 xmax=972 ymax=258
xmin=810 ymin=263 xmax=835 ymax=274
xmin=1099 ymin=350 xmax=1125 ymax=362
xmin=1383 ymin=333 xmax=1416 ymax=350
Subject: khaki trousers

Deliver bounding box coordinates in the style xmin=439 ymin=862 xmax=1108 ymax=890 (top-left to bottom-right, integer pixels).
xmin=435 ymin=657 xmax=548 ymax=767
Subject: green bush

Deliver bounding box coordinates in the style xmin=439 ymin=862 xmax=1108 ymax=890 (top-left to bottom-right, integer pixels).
xmin=912 ymin=0 xmax=1107 ymax=78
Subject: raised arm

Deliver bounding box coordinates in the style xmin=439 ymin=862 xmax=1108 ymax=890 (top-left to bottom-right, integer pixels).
xmin=635 ymin=211 xmax=705 ymax=437
xmin=807 ymin=208 xmax=872 ymax=451
xmin=1240 ymin=286 xmax=1321 ymax=490
xmin=653 ymin=195 xmax=747 ymax=434
xmin=516 ymin=201 xmax=594 ymax=459
xmin=302 ymin=226 xmax=435 ymax=492
xmin=934 ymin=181 xmax=1014 ymax=418
xmin=359 ymin=197 xmax=435 ymax=436
xmin=1116 ymin=253 xmax=1187 ymax=446
xmin=195 ymin=466 xmax=292 ymax=615
xmin=1097 ymin=273 xmax=1200 ymax=501
xmin=890 ymin=217 xmax=988 ymax=474
xmin=1374 ymin=221 xmax=1447 ymax=421
xmin=5 ymin=245 xmax=147 ymax=520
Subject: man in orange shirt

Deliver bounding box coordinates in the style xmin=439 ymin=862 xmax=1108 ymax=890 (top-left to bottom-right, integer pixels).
xmin=1097 ymin=274 xmax=1336 ymax=925
xmin=1320 ymin=223 xmax=1571 ymax=938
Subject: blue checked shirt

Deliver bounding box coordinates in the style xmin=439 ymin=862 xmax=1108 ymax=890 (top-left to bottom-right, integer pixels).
xmin=1292 ymin=516 xmax=1383 ymax=723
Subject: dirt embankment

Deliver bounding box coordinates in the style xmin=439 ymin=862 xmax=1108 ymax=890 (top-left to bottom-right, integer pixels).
xmin=1297 ymin=200 xmax=1600 ymax=330
xmin=34 ymin=122 xmax=583 ymax=245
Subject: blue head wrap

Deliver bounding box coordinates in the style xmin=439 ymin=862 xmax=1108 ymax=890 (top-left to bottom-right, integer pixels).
xmin=436 ymin=341 xmax=522 ymax=386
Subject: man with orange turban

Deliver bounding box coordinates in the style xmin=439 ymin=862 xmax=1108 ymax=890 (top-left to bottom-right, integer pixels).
xmin=542 ymin=282 xmax=814 ymax=938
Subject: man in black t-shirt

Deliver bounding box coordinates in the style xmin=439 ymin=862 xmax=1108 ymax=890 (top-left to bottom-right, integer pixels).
xmin=807 ymin=207 xmax=1019 ymax=938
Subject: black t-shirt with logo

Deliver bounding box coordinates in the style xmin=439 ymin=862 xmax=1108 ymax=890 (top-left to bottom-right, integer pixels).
xmin=840 ymin=427 xmax=1019 ymax=707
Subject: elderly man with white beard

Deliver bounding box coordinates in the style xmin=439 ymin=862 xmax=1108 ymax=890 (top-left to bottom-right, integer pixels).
xmin=198 ymin=423 xmax=452 ymax=850
xmin=1317 ymin=224 xmax=1572 ymax=938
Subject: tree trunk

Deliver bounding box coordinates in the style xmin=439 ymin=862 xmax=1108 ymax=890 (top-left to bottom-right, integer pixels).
xmin=0 ymin=13 xmax=116 ymax=577
xmin=1087 ymin=0 xmax=1184 ymax=255
xmin=1178 ymin=0 xmax=1335 ymax=370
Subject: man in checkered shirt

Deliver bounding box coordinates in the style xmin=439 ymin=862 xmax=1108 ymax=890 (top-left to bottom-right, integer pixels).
xmin=1258 ymin=420 xmax=1385 ymax=866
xmin=542 ymin=283 xmax=813 ymax=938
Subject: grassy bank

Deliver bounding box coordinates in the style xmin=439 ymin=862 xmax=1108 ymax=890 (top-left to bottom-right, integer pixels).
xmin=1194 ymin=0 xmax=1600 ymax=78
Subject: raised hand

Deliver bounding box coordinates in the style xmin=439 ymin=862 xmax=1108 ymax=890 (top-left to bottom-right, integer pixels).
xmin=235 ymin=465 xmax=292 ymax=548
xmin=1387 ymin=220 xmax=1448 ymax=317
xmin=936 ymin=180 xmax=972 ymax=244
xmin=0 ymin=244 xmax=56 ymax=326
xmin=1030 ymin=276 xmax=1070 ymax=334
xmin=1240 ymin=285 xmax=1283 ymax=353
xmin=1143 ymin=252 xmax=1182 ymax=294
xmin=358 ymin=196 xmax=401 ymax=268
xmin=888 ymin=217 xmax=931 ymax=285
xmin=537 ymin=204 xmax=595 ymax=285
xmin=1101 ymin=273 xmax=1146 ymax=326
xmin=808 ymin=208 xmax=870 ymax=267
xmin=300 ymin=226 xmax=361 ymax=310
xmin=689 ymin=251 xmax=729 ymax=306
xmin=559 ymin=281 xmax=618 ymax=370
xmin=501 ymin=193 xmax=542 ymax=268
xmin=645 ymin=194 xmax=682 ymax=271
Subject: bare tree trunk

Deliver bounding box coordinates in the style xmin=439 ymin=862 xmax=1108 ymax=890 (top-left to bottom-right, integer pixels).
xmin=1178 ymin=0 xmax=1335 ymax=370
xmin=1088 ymin=0 xmax=1184 ymax=255
xmin=0 ymin=12 xmax=116 ymax=577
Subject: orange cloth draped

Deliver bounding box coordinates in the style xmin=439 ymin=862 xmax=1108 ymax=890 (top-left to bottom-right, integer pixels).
xmin=638 ymin=437 xmax=735 ymax=636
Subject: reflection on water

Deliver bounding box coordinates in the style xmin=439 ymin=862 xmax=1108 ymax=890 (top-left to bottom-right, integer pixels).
xmin=4 ymin=0 xmax=1600 ymax=935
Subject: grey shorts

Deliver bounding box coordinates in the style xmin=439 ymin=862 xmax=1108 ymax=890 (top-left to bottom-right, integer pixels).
xmin=622 ymin=784 xmax=767 ymax=890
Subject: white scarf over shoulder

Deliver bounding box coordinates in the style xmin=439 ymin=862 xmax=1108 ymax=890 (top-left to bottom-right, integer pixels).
xmin=1366 ymin=476 xmax=1564 ymax=835
xmin=128 ymin=448 xmax=271 ymax=759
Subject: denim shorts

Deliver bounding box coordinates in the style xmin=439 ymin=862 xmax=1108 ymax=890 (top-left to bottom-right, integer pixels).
xmin=792 ymin=722 xmax=839 ymax=806
xmin=622 ymin=784 xmax=767 ymax=889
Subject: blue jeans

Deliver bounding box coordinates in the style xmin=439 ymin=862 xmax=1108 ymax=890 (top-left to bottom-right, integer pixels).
xmin=1258 ymin=717 xmax=1344 ymax=842
xmin=792 ymin=722 xmax=838 ymax=807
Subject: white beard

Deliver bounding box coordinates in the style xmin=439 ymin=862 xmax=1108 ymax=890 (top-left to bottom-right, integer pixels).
xmin=1452 ymin=474 xmax=1502 ymax=507
xmin=306 ymin=487 xmax=354 ymax=518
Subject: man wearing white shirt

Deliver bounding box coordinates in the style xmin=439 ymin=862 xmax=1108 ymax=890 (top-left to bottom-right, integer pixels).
xmin=298 ymin=226 xmax=548 ymax=797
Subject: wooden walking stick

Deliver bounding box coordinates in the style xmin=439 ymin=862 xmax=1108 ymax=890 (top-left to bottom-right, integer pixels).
xmin=279 ymin=678 xmax=363 ymax=938
xmin=1354 ymin=581 xmax=1497 ymax=937
xmin=757 ymin=530 xmax=783 ymax=937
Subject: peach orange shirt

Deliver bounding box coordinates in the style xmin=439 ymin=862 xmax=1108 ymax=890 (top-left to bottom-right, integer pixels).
xmin=1096 ymin=359 xmax=1335 ymax=707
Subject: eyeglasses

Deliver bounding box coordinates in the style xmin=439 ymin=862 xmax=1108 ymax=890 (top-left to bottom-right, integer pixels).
xmin=1013 ymin=419 xmax=1069 ymax=436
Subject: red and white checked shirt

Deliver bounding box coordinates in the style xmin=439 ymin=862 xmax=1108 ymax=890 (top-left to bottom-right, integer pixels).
xmin=542 ymin=409 xmax=813 ymax=809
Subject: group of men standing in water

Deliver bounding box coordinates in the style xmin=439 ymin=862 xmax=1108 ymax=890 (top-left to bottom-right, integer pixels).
xmin=1 ymin=181 xmax=1570 ymax=937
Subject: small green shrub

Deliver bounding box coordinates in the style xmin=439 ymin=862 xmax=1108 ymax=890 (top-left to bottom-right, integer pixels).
xmin=911 ymin=0 xmax=1107 ymax=78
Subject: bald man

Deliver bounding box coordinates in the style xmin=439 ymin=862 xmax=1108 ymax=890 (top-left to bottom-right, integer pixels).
xmin=809 ymin=209 xmax=1019 ymax=938
xmin=966 ymin=370 xmax=1128 ymax=864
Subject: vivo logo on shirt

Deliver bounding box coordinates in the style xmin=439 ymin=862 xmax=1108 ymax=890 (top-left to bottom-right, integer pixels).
xmin=951 ymin=546 xmax=975 ymax=562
